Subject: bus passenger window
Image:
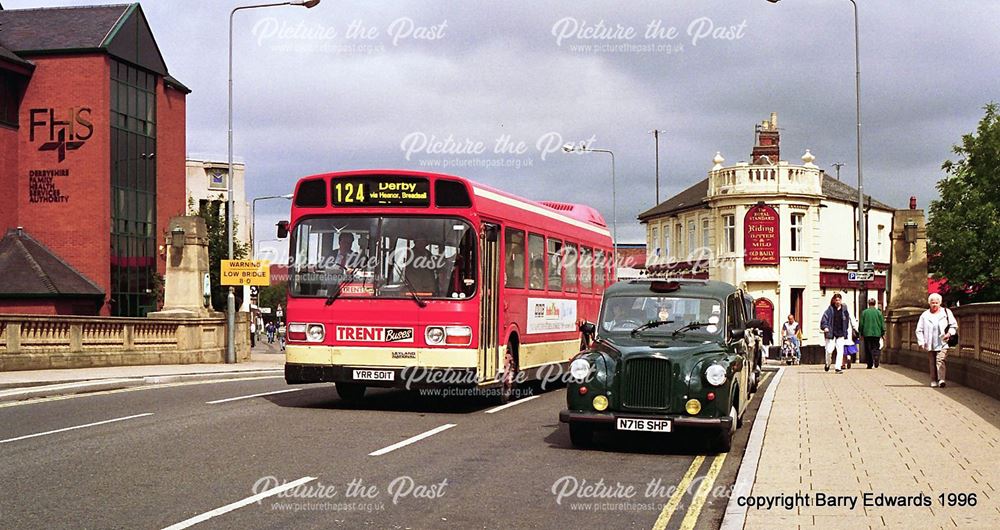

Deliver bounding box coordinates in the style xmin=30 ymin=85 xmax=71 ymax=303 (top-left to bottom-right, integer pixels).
xmin=563 ymin=243 xmax=577 ymax=292
xmin=595 ymin=250 xmax=606 ymax=288
xmin=580 ymin=247 xmax=592 ymax=292
xmin=547 ymin=239 xmax=563 ymax=291
xmin=504 ymin=228 xmax=525 ymax=289
xmin=529 ymin=233 xmax=545 ymax=290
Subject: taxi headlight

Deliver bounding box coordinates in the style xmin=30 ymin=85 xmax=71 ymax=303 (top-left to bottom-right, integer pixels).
xmin=705 ymin=364 xmax=727 ymax=386
xmin=570 ymin=359 xmax=592 ymax=382
xmin=592 ymin=395 xmax=608 ymax=411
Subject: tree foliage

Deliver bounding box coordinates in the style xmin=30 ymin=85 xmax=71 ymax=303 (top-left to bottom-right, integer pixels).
xmin=189 ymin=195 xmax=251 ymax=311
xmin=258 ymin=281 xmax=288 ymax=323
xmin=927 ymin=103 xmax=1000 ymax=303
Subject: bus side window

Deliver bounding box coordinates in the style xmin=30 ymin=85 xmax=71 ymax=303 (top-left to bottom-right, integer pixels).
xmin=504 ymin=228 xmax=525 ymax=289
xmin=563 ymin=243 xmax=577 ymax=293
xmin=528 ymin=233 xmax=545 ymax=290
xmin=547 ymin=238 xmax=563 ymax=291
xmin=580 ymin=246 xmax=592 ymax=292
xmin=594 ymin=249 xmax=606 ymax=288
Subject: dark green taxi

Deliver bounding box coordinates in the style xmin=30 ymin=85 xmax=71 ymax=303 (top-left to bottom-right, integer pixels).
xmin=559 ymin=279 xmax=755 ymax=453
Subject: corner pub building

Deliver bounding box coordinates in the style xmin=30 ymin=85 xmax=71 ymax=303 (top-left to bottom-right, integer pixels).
xmin=0 ymin=3 xmax=189 ymax=316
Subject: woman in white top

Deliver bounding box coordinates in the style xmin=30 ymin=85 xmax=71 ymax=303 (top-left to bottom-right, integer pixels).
xmin=915 ymin=293 xmax=958 ymax=388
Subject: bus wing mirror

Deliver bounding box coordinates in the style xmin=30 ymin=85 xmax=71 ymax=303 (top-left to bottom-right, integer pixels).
xmin=277 ymin=221 xmax=289 ymax=239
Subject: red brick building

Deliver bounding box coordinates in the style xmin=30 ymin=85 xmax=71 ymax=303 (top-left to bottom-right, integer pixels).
xmin=0 ymin=3 xmax=189 ymax=316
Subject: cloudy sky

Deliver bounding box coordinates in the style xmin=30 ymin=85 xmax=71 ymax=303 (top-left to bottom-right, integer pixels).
xmin=8 ymin=0 xmax=998 ymax=251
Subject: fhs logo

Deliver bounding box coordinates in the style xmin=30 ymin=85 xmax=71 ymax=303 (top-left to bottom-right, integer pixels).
xmin=29 ymin=107 xmax=93 ymax=162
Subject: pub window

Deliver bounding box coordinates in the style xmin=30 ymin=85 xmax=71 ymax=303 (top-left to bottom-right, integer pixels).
xmin=790 ymin=213 xmax=804 ymax=252
xmin=528 ymin=233 xmax=545 ymax=290
xmin=663 ymin=233 xmax=671 ymax=260
xmin=504 ymin=228 xmax=525 ymax=289
xmin=580 ymin=246 xmax=593 ymax=291
xmin=547 ymin=238 xmax=563 ymax=291
xmin=687 ymin=221 xmax=696 ymax=255
xmin=723 ymin=214 xmax=736 ymax=253
xmin=651 ymin=227 xmax=660 ymax=256
xmin=702 ymin=219 xmax=710 ymax=250
xmin=563 ymin=243 xmax=578 ymax=292
xmin=675 ymin=224 xmax=683 ymax=255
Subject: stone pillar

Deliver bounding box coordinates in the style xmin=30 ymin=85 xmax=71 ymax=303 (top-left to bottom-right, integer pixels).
xmin=149 ymin=216 xmax=221 ymax=319
xmin=887 ymin=209 xmax=928 ymax=313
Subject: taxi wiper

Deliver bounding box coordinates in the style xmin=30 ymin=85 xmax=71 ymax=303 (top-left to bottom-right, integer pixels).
xmin=630 ymin=320 xmax=674 ymax=336
xmin=672 ymin=322 xmax=709 ymax=337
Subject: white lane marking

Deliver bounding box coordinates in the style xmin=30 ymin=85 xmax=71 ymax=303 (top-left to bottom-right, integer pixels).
xmin=162 ymin=476 xmax=317 ymax=530
xmin=368 ymin=424 xmax=457 ymax=456
xmin=206 ymin=388 xmax=301 ymax=404
xmin=0 ymin=413 xmax=154 ymax=444
xmin=483 ymin=394 xmax=541 ymax=414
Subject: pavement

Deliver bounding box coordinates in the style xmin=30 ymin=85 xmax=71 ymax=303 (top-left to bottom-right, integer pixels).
xmin=3 ymin=343 xmax=1000 ymax=529
xmin=0 ymin=342 xmax=284 ymax=401
xmin=724 ymin=360 xmax=1000 ymax=529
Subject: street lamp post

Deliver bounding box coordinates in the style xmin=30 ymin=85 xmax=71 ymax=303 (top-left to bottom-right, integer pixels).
xmin=767 ymin=0 xmax=865 ymax=306
xmin=562 ymin=144 xmax=617 ymax=274
xmin=251 ymin=194 xmax=293 ymax=259
xmin=649 ymin=129 xmax=665 ymax=205
xmin=227 ymin=0 xmax=320 ymax=364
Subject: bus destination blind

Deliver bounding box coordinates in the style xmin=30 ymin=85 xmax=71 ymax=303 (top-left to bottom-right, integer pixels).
xmin=331 ymin=177 xmax=430 ymax=207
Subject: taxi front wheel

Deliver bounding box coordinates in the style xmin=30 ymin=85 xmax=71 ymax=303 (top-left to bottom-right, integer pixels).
xmin=569 ymin=423 xmax=594 ymax=448
xmin=711 ymin=405 xmax=737 ymax=454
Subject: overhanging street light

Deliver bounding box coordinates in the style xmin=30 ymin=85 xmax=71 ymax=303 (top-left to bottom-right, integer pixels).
xmin=251 ymin=193 xmax=293 ymax=259
xmin=767 ymin=0 xmax=866 ymax=307
xmin=649 ymin=129 xmax=665 ymax=205
xmin=562 ymin=143 xmax=617 ymax=275
xmin=227 ymin=0 xmax=320 ymax=364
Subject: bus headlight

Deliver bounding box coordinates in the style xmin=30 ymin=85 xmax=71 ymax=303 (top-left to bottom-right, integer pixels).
xmin=570 ymin=359 xmax=592 ymax=382
xmin=306 ymin=324 xmax=325 ymax=342
xmin=425 ymin=326 xmax=445 ymax=345
xmin=705 ymin=364 xmax=727 ymax=386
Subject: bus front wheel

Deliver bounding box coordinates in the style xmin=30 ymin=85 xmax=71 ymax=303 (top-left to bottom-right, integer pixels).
xmin=498 ymin=346 xmax=519 ymax=404
xmin=336 ymin=382 xmax=366 ymax=402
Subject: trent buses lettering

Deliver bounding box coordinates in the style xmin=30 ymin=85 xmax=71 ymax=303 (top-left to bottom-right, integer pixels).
xmin=336 ymin=326 xmax=415 ymax=343
xmin=29 ymin=107 xmax=93 ymax=163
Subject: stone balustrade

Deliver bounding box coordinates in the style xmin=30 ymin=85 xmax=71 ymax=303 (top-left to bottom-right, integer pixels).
xmin=0 ymin=314 xmax=249 ymax=371
xmin=884 ymin=302 xmax=1000 ymax=400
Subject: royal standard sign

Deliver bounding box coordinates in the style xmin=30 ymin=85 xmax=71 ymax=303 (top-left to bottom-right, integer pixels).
xmin=744 ymin=204 xmax=779 ymax=265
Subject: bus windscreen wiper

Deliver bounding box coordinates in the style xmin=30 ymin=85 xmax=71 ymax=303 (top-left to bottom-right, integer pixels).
xmin=393 ymin=264 xmax=427 ymax=308
xmin=325 ymin=267 xmax=360 ymax=306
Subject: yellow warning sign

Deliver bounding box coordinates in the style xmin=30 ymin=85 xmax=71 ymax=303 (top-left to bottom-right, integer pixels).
xmin=221 ymin=260 xmax=270 ymax=286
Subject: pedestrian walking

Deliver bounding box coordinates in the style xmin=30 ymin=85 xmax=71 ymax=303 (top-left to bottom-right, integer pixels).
xmin=266 ymin=322 xmax=275 ymax=344
xmin=250 ymin=320 xmax=256 ymax=348
xmin=820 ymin=293 xmax=851 ymax=373
xmin=859 ymin=298 xmax=885 ymax=368
xmin=916 ymin=293 xmax=958 ymax=388
xmin=781 ymin=314 xmax=801 ymax=363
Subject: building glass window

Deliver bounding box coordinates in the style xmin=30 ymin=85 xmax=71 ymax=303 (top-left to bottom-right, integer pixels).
xmin=651 ymin=227 xmax=659 ymax=256
xmin=723 ymin=214 xmax=735 ymax=253
xmin=702 ymin=219 xmax=710 ymax=250
xmin=687 ymin=221 xmax=696 ymax=256
xmin=663 ymin=234 xmax=671 ymax=259
xmin=0 ymin=72 xmax=25 ymax=127
xmin=790 ymin=213 xmax=805 ymax=252
xmin=110 ymin=60 xmax=158 ymax=317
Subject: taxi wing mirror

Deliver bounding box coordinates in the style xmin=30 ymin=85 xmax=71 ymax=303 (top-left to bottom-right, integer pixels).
xmin=579 ymin=322 xmax=596 ymax=334
xmin=729 ymin=328 xmax=746 ymax=342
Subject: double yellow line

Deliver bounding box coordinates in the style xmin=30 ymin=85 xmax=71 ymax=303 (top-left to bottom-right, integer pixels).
xmin=652 ymin=371 xmax=772 ymax=529
xmin=652 ymin=453 xmax=727 ymax=530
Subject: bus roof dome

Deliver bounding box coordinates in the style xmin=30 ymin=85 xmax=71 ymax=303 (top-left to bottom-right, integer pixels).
xmin=540 ymin=201 xmax=607 ymax=228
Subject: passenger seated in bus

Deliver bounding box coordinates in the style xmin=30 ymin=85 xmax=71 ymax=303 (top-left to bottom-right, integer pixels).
xmin=407 ymin=239 xmax=439 ymax=295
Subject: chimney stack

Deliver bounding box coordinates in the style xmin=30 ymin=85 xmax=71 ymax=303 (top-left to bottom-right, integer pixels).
xmin=909 ymin=196 xmax=917 ymax=209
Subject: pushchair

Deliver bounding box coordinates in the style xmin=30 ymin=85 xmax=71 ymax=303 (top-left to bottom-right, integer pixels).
xmin=781 ymin=337 xmax=799 ymax=365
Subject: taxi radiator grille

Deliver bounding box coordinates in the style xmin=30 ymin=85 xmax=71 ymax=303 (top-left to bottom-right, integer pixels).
xmin=621 ymin=358 xmax=670 ymax=409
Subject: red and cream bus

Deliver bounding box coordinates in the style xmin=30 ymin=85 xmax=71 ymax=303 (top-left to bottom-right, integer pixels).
xmin=279 ymin=170 xmax=613 ymax=401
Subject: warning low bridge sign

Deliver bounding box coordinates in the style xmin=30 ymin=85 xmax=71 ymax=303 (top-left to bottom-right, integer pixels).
xmin=221 ymin=260 xmax=270 ymax=286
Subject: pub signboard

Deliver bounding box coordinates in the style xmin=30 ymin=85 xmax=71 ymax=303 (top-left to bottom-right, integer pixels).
xmin=744 ymin=204 xmax=779 ymax=265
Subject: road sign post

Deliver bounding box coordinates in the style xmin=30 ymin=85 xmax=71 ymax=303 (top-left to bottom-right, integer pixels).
xmin=848 ymin=271 xmax=874 ymax=282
